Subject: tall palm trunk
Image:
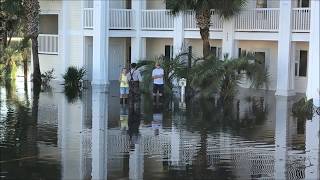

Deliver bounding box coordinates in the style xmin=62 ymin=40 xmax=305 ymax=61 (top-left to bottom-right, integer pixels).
xmin=196 ymin=8 xmax=211 ymax=59
xmin=24 ymin=0 xmax=41 ymax=86
xmin=31 ymin=37 xmax=41 ymax=85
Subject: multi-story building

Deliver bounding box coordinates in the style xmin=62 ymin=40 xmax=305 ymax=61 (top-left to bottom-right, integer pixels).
xmin=37 ymin=0 xmax=319 ymax=102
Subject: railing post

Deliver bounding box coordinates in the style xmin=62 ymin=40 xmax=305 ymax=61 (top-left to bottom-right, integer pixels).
xmin=306 ymin=0 xmax=320 ymax=106
xmin=173 ymin=12 xmax=184 ymax=56
xmin=275 ymin=0 xmax=295 ymax=96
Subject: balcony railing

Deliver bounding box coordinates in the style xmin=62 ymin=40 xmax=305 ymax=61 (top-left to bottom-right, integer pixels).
xmin=184 ymin=10 xmax=223 ymax=31
xmin=141 ymin=10 xmax=174 ymax=30
xmin=83 ymin=8 xmax=94 ymax=29
xmin=235 ymin=8 xmax=280 ymax=32
xmin=38 ymin=34 xmax=59 ymax=54
xmin=292 ymin=8 xmax=310 ymax=32
xmin=109 ymin=9 xmax=134 ymax=29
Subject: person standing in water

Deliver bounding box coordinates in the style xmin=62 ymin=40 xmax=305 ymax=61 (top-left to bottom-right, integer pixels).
xmin=152 ymin=62 xmax=164 ymax=104
xmin=119 ymin=68 xmax=129 ymax=104
xmin=127 ymin=63 xmax=142 ymax=105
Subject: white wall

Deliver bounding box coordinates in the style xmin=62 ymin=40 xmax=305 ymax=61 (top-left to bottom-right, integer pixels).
xmin=238 ymin=40 xmax=278 ymax=90
xmin=185 ymin=39 xmax=222 ymax=58
xmin=146 ymin=38 xmax=173 ymax=59
xmin=110 ymin=0 xmax=126 ymax=9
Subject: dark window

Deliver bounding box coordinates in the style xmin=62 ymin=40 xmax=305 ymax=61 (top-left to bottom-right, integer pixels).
xmin=298 ymin=0 xmax=310 ymax=7
xmin=39 ymin=15 xmax=58 ymax=34
xmin=255 ymin=52 xmax=266 ymax=69
xmin=165 ymin=45 xmax=171 ymax=59
xmin=299 ymin=50 xmax=308 ymax=77
xmin=211 ymin=47 xmax=217 ymax=57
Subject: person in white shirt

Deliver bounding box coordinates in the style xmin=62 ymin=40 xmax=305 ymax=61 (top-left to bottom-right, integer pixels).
xmin=152 ymin=62 xmax=164 ymax=103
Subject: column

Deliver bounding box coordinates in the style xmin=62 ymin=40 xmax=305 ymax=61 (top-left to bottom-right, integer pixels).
xmin=92 ymin=0 xmax=109 ymax=85
xmin=170 ymin=125 xmax=180 ymax=166
xmin=275 ymin=0 xmax=295 ymax=96
xmin=306 ymin=0 xmax=320 ymax=106
xmin=173 ymin=13 xmax=185 ymax=56
xmin=129 ymin=140 xmax=144 ymax=179
xmin=274 ymin=96 xmax=289 ymax=179
xmin=91 ymin=87 xmax=108 ymax=180
xmin=222 ymin=19 xmax=238 ymax=58
xmin=60 ymin=0 xmax=70 ymax=80
xmin=131 ymin=0 xmax=146 ymax=63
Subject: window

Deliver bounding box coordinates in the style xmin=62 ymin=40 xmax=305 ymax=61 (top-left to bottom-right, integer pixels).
xmin=295 ymin=50 xmax=308 ymax=77
xmin=256 ymin=0 xmax=267 ymax=8
xmin=298 ymin=0 xmax=310 ymax=7
xmin=255 ymin=52 xmax=266 ymax=69
xmin=165 ymin=45 xmax=173 ymax=59
xmin=210 ymin=46 xmax=222 ymax=59
xmin=39 ymin=15 xmax=58 ymax=34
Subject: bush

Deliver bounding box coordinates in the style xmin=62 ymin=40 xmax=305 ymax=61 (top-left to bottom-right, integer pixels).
xmin=63 ymin=66 xmax=86 ymax=87
xmin=41 ymin=69 xmax=54 ymax=87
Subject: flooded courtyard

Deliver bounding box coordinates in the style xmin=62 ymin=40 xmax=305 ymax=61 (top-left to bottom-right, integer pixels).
xmin=0 ymin=80 xmax=319 ymax=180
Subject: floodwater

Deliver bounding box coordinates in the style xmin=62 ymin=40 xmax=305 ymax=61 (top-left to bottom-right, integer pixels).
xmin=0 ymin=80 xmax=319 ymax=180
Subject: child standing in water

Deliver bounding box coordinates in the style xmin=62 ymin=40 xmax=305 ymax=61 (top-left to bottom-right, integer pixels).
xmin=119 ymin=68 xmax=129 ymax=104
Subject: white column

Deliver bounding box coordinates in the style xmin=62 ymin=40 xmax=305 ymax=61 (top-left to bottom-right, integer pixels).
xmin=170 ymin=125 xmax=180 ymax=166
xmin=306 ymin=0 xmax=320 ymax=106
xmin=275 ymin=0 xmax=295 ymax=96
xmin=131 ymin=0 xmax=146 ymax=63
xmin=129 ymin=140 xmax=144 ymax=179
xmin=92 ymin=0 xmax=109 ymax=85
xmin=61 ymin=0 xmax=70 ymax=79
xmin=222 ymin=19 xmax=237 ymax=58
xmin=173 ymin=13 xmax=184 ymax=56
xmin=91 ymin=87 xmax=108 ymax=180
xmin=274 ymin=96 xmax=288 ymax=179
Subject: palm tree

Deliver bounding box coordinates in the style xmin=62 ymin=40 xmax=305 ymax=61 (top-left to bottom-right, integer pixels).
xmin=23 ymin=0 xmax=41 ymax=86
xmin=190 ymin=54 xmax=269 ymax=101
xmin=166 ymin=0 xmax=246 ymax=58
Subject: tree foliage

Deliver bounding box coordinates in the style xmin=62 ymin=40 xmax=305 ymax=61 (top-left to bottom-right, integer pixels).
xmin=166 ymin=0 xmax=247 ymax=58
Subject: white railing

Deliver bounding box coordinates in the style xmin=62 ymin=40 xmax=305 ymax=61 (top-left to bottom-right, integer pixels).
xmin=38 ymin=34 xmax=59 ymax=54
xmin=292 ymin=8 xmax=310 ymax=32
xmin=141 ymin=10 xmax=174 ymax=30
xmin=83 ymin=8 xmax=94 ymax=29
xmin=235 ymin=8 xmax=279 ymax=32
xmin=184 ymin=10 xmax=223 ymax=31
xmin=109 ymin=9 xmax=134 ymax=29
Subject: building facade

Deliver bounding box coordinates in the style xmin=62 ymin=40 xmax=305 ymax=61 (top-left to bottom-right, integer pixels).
xmin=37 ymin=0 xmax=319 ymax=102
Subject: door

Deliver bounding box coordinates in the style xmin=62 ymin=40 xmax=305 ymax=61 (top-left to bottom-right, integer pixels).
xmin=109 ymin=42 xmax=125 ymax=81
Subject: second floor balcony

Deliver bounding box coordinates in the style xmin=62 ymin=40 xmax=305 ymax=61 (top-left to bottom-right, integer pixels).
xmin=83 ymin=8 xmax=311 ymax=33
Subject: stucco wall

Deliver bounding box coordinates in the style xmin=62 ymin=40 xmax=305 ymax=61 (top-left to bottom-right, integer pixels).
xmin=146 ymin=38 xmax=173 ymax=59
xmin=238 ymin=40 xmax=278 ymax=90
xmin=185 ymin=39 xmax=222 ymax=58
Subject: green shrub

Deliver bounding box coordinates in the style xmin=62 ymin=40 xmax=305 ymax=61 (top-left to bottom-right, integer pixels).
xmin=63 ymin=66 xmax=86 ymax=87
xmin=41 ymin=69 xmax=54 ymax=87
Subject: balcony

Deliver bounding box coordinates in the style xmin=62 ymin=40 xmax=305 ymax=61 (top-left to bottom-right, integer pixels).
xmin=292 ymin=8 xmax=310 ymax=32
xmin=141 ymin=10 xmax=174 ymax=30
xmin=82 ymin=8 xmax=311 ymax=33
xmin=83 ymin=8 xmax=94 ymax=29
xmin=38 ymin=34 xmax=59 ymax=55
xmin=184 ymin=10 xmax=223 ymax=31
xmin=235 ymin=8 xmax=280 ymax=32
xmin=109 ymin=9 xmax=134 ymax=29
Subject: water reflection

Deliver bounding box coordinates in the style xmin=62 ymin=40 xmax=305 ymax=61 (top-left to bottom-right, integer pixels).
xmin=0 ymin=81 xmax=319 ymax=180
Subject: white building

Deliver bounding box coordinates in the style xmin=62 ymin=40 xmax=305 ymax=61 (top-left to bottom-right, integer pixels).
xmin=37 ymin=0 xmax=319 ymax=102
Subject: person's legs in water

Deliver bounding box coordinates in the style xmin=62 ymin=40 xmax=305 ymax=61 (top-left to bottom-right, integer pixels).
xmin=153 ymin=84 xmax=158 ymax=103
xmin=124 ymin=87 xmax=129 ymax=104
xmin=120 ymin=87 xmax=125 ymax=104
xmin=158 ymin=84 xmax=164 ymax=103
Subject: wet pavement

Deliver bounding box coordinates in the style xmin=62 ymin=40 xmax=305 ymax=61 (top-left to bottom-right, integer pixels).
xmin=0 ymin=80 xmax=319 ymax=180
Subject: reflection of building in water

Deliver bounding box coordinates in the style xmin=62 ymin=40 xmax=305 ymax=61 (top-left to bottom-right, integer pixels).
xmin=120 ymin=105 xmax=128 ymax=130
xmin=106 ymin=94 xmax=319 ymax=180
